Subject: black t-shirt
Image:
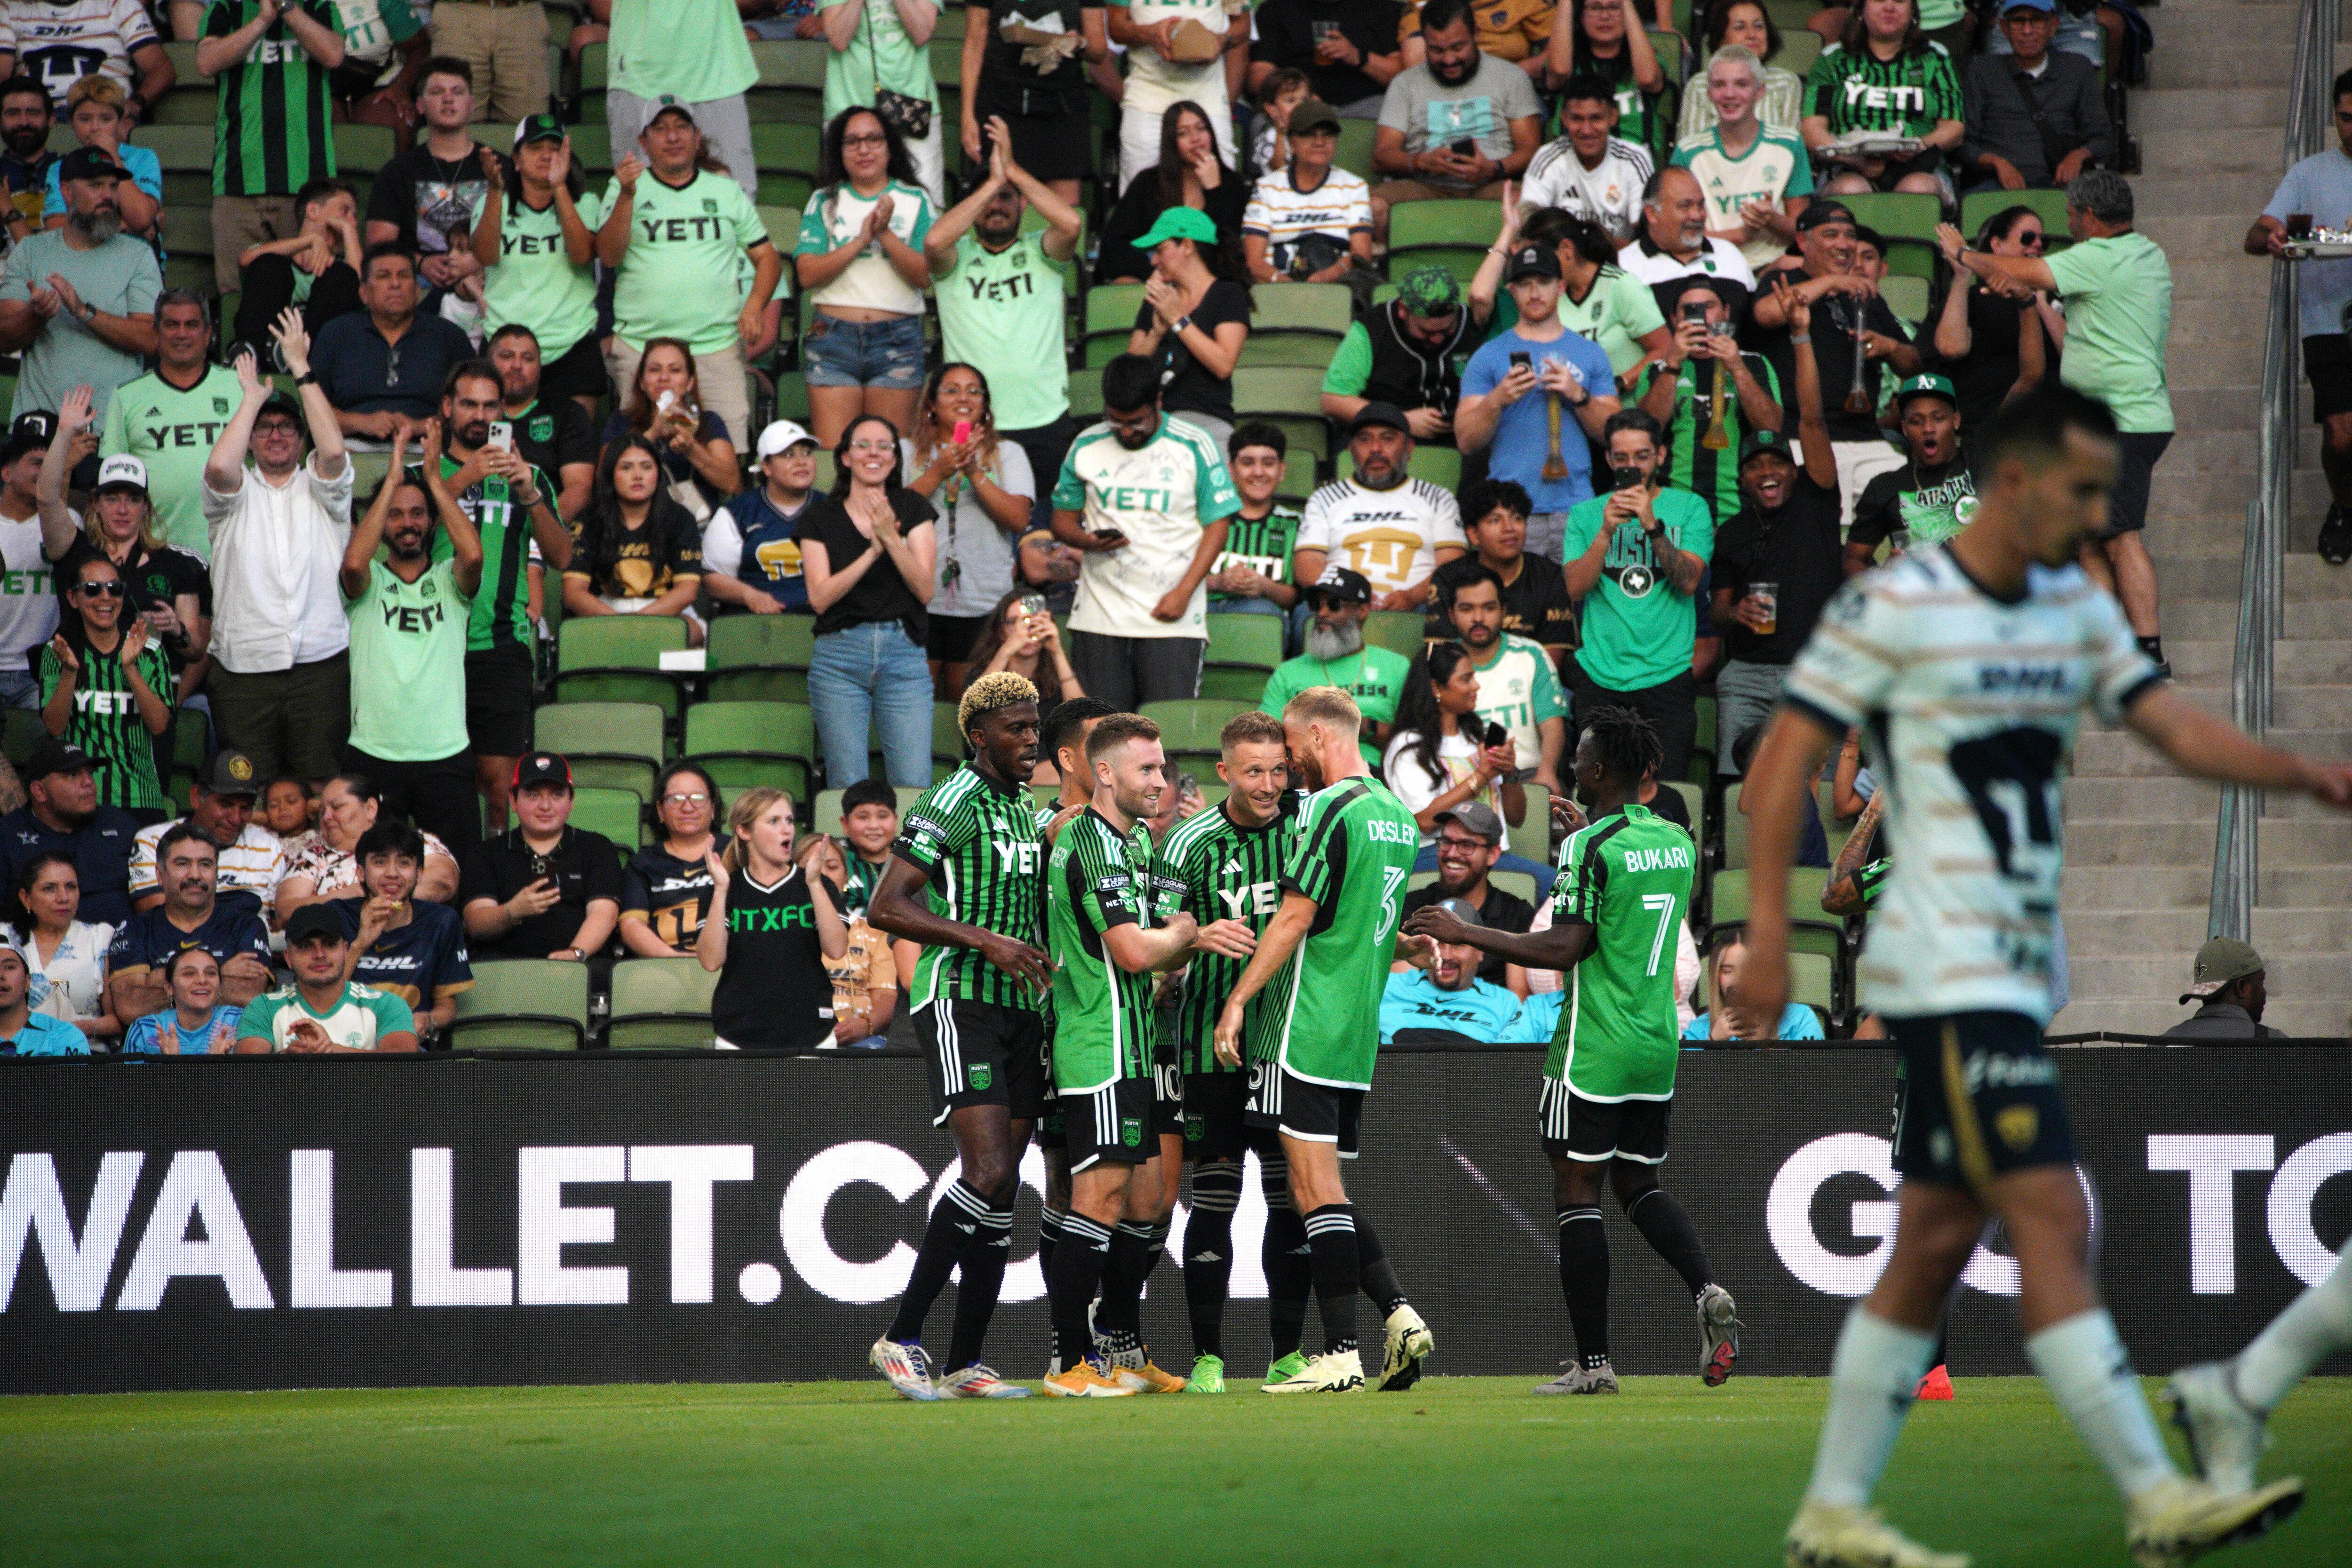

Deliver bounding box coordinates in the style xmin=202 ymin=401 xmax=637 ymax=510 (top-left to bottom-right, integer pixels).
xmin=1402 ymin=879 xmax=1535 ymax=986
xmin=1098 ymin=176 xmax=1247 ymax=284
xmin=1640 ymin=780 xmax=1692 ymax=831
xmin=1250 ymin=0 xmax=1405 ymax=107
xmin=1135 ymin=278 xmax=1250 ymax=422
xmin=1757 ymin=290 xmax=1906 ymax=443
xmin=51 ymin=537 xmax=212 ymax=622
xmin=1849 ymin=447 xmax=1977 ymax=555
xmin=969 ymin=0 xmax=1092 ymax=105
xmin=711 ymin=866 xmax=842 ymax=1049
xmin=457 ymin=824 xmax=627 ymax=959
xmin=511 ymin=398 xmax=598 ymax=490
xmin=620 ymin=838 xmax=725 ymax=951
xmin=795 ymin=490 xmax=938 ymax=640
xmin=1710 ymin=476 xmax=1845 ymax=666
xmin=1427 ymin=551 xmax=1576 ymax=653
xmin=566 ymin=497 xmax=704 ymax=602
xmin=366 ymin=143 xmax=499 ymax=259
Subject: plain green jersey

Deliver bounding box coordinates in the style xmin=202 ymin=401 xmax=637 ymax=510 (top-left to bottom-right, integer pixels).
xmin=1632 ymin=352 xmax=1780 ymax=526
xmin=344 ymin=557 xmax=471 ymax=761
xmin=236 ymin=980 xmax=414 ymax=1052
xmin=424 ymin=454 xmax=550 ymax=653
xmin=204 ymin=0 xmax=339 ymax=198
xmin=35 ymin=634 xmax=172 ymax=811
xmin=818 ymin=0 xmax=938 ymax=120
xmin=1047 ymin=807 xmax=1156 ymax=1093
xmin=2043 ymin=231 xmax=2175 ymax=434
xmin=604 ymin=168 xmax=771 ymax=355
xmin=483 ymin=187 xmax=609 ymax=358
xmin=101 ymin=366 xmax=244 ymax=559
xmin=899 ymin=762 xmax=1047 ymax=1013
xmin=1153 ymin=797 xmax=1300 ymax=1075
xmin=1559 ymin=487 xmax=1714 ymax=691
xmin=933 ymin=231 xmax=1069 ymax=432
xmin=611 ymin=0 xmax=758 ymax=103
xmin=1259 ymin=644 xmax=1413 ymax=768
xmin=1544 ymin=804 xmax=1695 ymax=1099
xmin=1555 ymin=264 xmax=1668 ymax=377
xmin=1258 ymin=775 xmax=1420 ymax=1090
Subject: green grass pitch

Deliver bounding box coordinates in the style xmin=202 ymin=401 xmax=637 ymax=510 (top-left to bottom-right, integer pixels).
xmin=3 ymin=1377 xmax=2345 ymax=1566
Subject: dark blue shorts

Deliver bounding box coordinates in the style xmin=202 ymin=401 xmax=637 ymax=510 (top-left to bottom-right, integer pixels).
xmin=1888 ymin=1011 xmax=2076 ymax=1188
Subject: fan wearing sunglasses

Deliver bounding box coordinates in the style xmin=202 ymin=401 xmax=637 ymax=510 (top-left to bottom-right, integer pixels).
xmin=38 ymin=554 xmax=172 ymax=819
xmin=1932 ymin=205 xmax=2064 ymax=433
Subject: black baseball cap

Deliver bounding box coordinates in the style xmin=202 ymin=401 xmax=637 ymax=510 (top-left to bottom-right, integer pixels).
xmin=55 ymin=146 xmax=122 ymax=184
xmin=24 ymin=738 xmax=101 ymax=781
xmin=253 ymin=391 xmax=305 ymax=431
xmin=1738 ymin=428 xmax=1796 ymax=467
xmin=198 ymin=750 xmax=262 ymax=797
xmin=1795 ymin=200 xmax=1857 ymax=234
xmin=514 ymin=111 xmax=565 ymax=148
xmin=1305 ymin=565 xmax=1373 ymax=605
xmin=1 ymin=410 xmax=55 ymax=464
xmin=514 ymin=751 xmax=574 ymax=791
xmin=283 ymin=903 xmax=346 ymax=947
xmin=1287 ymin=98 xmax=1342 ymax=138
xmin=1506 ymin=242 xmax=1562 ymax=282
xmin=1349 ymin=401 xmax=1411 ymax=436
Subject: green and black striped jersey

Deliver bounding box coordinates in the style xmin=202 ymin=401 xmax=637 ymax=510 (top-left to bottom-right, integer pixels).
xmin=204 ymin=0 xmax=340 ymax=198
xmin=1046 ymin=807 xmax=1157 ymax=1093
xmin=898 ymin=762 xmax=1047 ymax=1013
xmin=1803 ymin=41 xmax=1962 ymax=141
xmin=36 ymin=634 xmax=172 ymax=812
xmin=1153 ymin=797 xmax=1301 ymax=1075
xmin=1211 ymin=505 xmax=1302 ymax=588
xmin=422 ymin=456 xmax=553 ymax=653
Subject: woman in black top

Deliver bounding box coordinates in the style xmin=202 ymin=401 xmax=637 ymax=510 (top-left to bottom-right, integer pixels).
xmin=1096 ymin=101 xmax=1249 ymax=283
xmin=619 ymin=761 xmax=727 ymax=958
xmin=1931 ymin=205 xmax=2062 ymax=431
xmin=797 ymin=414 xmax=940 ymax=788
xmin=961 ymin=0 xmax=1106 ymax=199
xmin=697 ymin=785 xmax=846 ymax=1051
xmin=1127 ymin=207 xmax=1254 ymax=451
xmin=564 ymin=434 xmax=707 ymax=640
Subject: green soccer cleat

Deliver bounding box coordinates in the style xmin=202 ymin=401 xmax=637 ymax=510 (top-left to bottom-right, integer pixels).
xmin=1187 ymin=1353 xmax=1226 ymax=1393
xmin=1263 ymin=1351 xmax=1308 ymax=1388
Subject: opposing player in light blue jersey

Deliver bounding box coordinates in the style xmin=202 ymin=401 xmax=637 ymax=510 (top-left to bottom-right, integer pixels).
xmin=1745 ymin=385 xmax=2349 ymax=1568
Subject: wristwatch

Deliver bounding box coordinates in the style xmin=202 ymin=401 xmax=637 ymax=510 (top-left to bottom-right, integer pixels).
xmin=295 ymin=370 xmax=319 ymax=386
xmin=1173 ymin=314 xmax=1193 ymax=334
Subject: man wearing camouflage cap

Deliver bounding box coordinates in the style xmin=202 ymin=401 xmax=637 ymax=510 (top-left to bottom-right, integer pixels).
xmin=2161 ymin=937 xmax=2284 ymax=1040
xmin=1319 ymin=264 xmax=1488 ymax=444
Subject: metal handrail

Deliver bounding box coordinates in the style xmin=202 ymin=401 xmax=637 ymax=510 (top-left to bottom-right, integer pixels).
xmin=2209 ymin=0 xmax=2339 ymax=939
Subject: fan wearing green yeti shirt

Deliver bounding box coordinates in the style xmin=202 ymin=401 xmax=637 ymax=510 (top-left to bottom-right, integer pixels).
xmin=1215 ymin=685 xmax=1434 ymax=1397
xmin=1406 ymin=705 xmax=1737 ymax=1398
xmin=100 ymin=290 xmax=245 ymax=559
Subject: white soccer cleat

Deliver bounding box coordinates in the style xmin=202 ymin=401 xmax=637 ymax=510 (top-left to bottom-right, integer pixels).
xmin=1784 ymin=1500 xmax=1971 ymax=1568
xmin=1697 ymin=1283 xmax=1742 ymax=1385
xmin=1532 ymin=1361 xmax=1618 ymax=1395
xmin=1374 ymin=1304 xmax=1434 ymax=1391
xmin=1262 ymin=1348 xmax=1366 ymax=1393
xmin=2167 ymin=1362 xmax=2267 ymax=1496
xmin=2124 ymin=1474 xmax=2305 ymax=1567
xmin=868 ymin=1337 xmax=940 ymax=1401
xmin=935 ymin=1363 xmax=1031 ymax=1399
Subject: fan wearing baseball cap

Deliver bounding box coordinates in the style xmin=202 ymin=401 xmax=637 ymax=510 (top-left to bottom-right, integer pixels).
xmin=1845 ymin=372 xmax=1977 ymax=572
xmin=1258 ymin=565 xmax=1413 ymax=767
xmin=0 ymin=142 xmax=161 ymax=431
xmin=457 ymin=751 xmax=626 ymax=966
xmin=2161 ymin=938 xmax=2284 ymax=1040
xmin=474 ymin=117 xmax=611 ymax=414
xmin=707 ymin=420 xmax=819 ymax=615
xmin=234 ymin=901 xmax=419 ymax=1054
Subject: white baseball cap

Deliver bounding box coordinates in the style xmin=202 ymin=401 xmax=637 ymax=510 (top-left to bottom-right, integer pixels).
xmin=94 ymin=454 xmax=148 ymax=493
xmin=756 ymin=419 xmax=817 ymax=460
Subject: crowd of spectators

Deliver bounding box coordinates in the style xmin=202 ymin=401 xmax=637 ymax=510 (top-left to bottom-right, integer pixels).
xmin=0 ymin=0 xmax=2225 ymax=1054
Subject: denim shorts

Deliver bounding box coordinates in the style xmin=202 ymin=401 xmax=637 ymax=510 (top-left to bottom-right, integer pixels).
xmin=802 ymin=311 xmax=927 ymax=390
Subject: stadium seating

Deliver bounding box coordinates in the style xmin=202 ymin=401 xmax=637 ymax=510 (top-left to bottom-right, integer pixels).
xmin=1362 ymin=611 xmax=1429 ymax=660
xmin=1201 ymin=613 xmax=1285 ymax=703
xmin=571 ymin=786 xmax=647 ymax=853
xmin=706 ymin=614 xmax=817 ymax=705
xmin=683 ymin=701 xmax=818 ymax=802
xmin=533 ymin=702 xmax=666 ymax=801
xmin=1833 ymin=192 xmax=1941 ymax=281
xmin=607 ymin=958 xmax=723 ymax=1048
xmin=554 ymin=618 xmax=691 ymax=716
xmin=1138 ymin=699 xmax=1240 ymax=776
xmin=446 ymin=960 xmax=591 ymax=1049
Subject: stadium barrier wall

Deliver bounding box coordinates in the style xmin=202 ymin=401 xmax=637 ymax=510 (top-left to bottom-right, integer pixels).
xmin=2 ymin=1044 xmax=2346 ymax=1394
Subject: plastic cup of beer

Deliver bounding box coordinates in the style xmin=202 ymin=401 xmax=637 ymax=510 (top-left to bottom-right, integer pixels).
xmin=1754 ymin=581 xmax=1780 ymax=635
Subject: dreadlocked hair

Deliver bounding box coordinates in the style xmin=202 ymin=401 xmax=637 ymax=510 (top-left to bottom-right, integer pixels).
xmin=1582 ymin=705 xmax=1662 ymax=788
xmin=958 ymin=671 xmax=1040 ymax=750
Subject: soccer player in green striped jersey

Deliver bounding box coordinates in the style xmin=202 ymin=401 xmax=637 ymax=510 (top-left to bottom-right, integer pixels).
xmin=1039 ymin=713 xmax=1201 ymax=1398
xmin=1214 ymin=686 xmax=1436 ymax=1395
xmin=1151 ymin=711 xmax=1314 ymax=1391
xmin=866 ymin=674 xmax=1053 ymax=1402
xmin=1409 ymin=706 xmax=1740 ymax=1396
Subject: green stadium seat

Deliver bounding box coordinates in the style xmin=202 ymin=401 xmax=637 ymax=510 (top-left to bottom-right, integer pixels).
xmin=1880 ymin=273 xmax=1930 ymax=325
xmin=1511 ymin=784 xmax=1550 ymax=868
xmin=683 ymin=701 xmax=818 ymax=801
xmin=1762 ymin=0 xmax=1819 ymax=32
xmin=348 ymin=450 xmax=393 ymax=501
xmin=1702 ymin=945 xmax=1834 ymax=1019
xmin=1273 ymin=456 xmax=1315 ymax=504
xmin=1957 ymin=187 xmax=2074 ymax=251
xmin=814 ymin=785 xmax=927 ymax=836
xmin=1201 ymin=612 xmax=1285 ymax=702
xmin=1333 ymin=118 xmax=1376 ymax=181
xmin=1722 ymin=780 xmax=1751 ymax=870
xmin=1771 ymin=30 xmax=1823 ymax=76
xmin=128 ymin=123 xmax=215 ymax=170
xmin=1338 ymin=446 xmax=1463 ymax=490
xmin=579 ymin=42 xmax=610 ymax=121
xmin=1390 ymin=199 xmax=1502 ymax=252
xmin=932 ymin=701 xmax=969 ymax=771
xmin=1661 ymin=780 xmax=1707 ymax=845
xmin=1361 ymin=610 xmax=1428 ymax=661
xmin=1836 ymin=192 xmax=1942 ymax=280
xmin=334 ymin=124 xmax=398 ymax=176
xmin=706 ymin=613 xmax=818 ymax=704
xmin=746 ymin=40 xmax=830 ymax=124
xmin=1140 ymin=699 xmax=1250 ymax=761
xmin=1085 ymin=283 xmax=1148 ymax=336
xmin=447 ymin=959 xmax=589 ymax=1049
xmin=159 ymin=207 xmax=213 ymax=263
xmin=1489 ymin=869 xmax=1540 ymax=906
xmin=2 ymin=707 xmax=47 ymax=769
xmin=1707 ymin=867 xmax=1837 ymax=937
xmin=553 ymin=616 xmax=690 ymax=714
xmin=1231 ymin=366 xmax=1331 ymax=462
xmin=607 ymin=957 xmax=722 ymax=1048
xmin=570 ymin=785 xmax=646 ymax=852
xmin=1250 ymin=282 xmax=1352 ymax=338
xmin=533 ymin=701 xmax=666 ymax=800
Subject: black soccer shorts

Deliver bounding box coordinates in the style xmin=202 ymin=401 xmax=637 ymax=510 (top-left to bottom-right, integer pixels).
xmin=1888 ymin=1011 xmax=2076 ymax=1188
xmin=1539 ymin=1078 xmax=1672 ymax=1163
xmin=1064 ymin=1076 xmax=1156 ymax=1173
xmin=915 ymin=998 xmax=1047 ymax=1127
xmin=1246 ymin=1059 xmax=1363 ymax=1160
xmin=1182 ymin=1067 xmax=1252 ymax=1163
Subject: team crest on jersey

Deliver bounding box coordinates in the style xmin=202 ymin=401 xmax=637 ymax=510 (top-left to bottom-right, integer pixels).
xmin=213 ymin=397 xmax=230 ymax=415
xmin=1997 ymin=1104 xmax=2039 ymax=1149
xmin=1616 ymin=563 xmax=1656 ymax=598
xmin=701 ymin=199 xmax=718 ymax=214
xmin=530 ymin=416 xmax=554 ymax=443
xmin=968 ymin=1062 xmax=992 ymax=1090
xmin=1121 ymin=1117 xmax=1143 ymax=1147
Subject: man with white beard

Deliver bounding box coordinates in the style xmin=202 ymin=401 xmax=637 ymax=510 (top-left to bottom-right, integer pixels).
xmin=0 ymin=146 xmax=160 ymax=428
xmin=1257 ymin=565 xmax=1413 ymax=768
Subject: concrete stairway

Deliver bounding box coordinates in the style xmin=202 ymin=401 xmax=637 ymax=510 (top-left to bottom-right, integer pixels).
xmin=2052 ymin=0 xmax=2352 ymax=1038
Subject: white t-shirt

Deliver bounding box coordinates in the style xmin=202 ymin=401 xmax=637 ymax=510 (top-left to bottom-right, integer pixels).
xmin=202 ymin=458 xmax=356 ymax=675
xmin=1523 ymin=136 xmax=1655 ymax=244
xmin=13 ymin=920 xmax=113 ymax=1023
xmin=1382 ymin=727 xmax=1494 ymax=848
xmin=1052 ymin=415 xmax=1241 ymax=640
xmin=0 ymin=508 xmax=61 ymax=663
xmin=1119 ymin=0 xmax=1232 ymax=117
xmin=1614 ymin=232 xmax=1757 ymax=293
xmin=1298 ymin=476 xmax=1463 ymax=596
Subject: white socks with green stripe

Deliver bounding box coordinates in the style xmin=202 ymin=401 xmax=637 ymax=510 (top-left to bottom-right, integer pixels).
xmin=1805 ymin=1307 xmax=1937 ymax=1508
xmin=2025 ymin=1309 xmax=2176 ymax=1500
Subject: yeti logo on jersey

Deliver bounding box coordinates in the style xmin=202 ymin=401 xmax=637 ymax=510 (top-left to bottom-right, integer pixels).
xmin=993 ymin=838 xmax=1041 ymax=875
xmin=1217 ymin=881 xmax=1280 ymax=918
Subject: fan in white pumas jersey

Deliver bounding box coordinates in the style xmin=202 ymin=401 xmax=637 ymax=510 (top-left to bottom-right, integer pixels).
xmin=0 ymin=0 xmax=167 ymax=116
xmin=1295 ymin=402 xmax=1465 ymax=613
xmin=1740 ymin=383 xmax=2350 ymax=1568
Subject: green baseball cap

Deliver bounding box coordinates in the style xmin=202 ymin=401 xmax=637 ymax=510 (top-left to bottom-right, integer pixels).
xmin=1894 ymin=372 xmax=1959 ymax=409
xmin=1396 ymin=264 xmax=1462 ymax=316
xmin=1134 ymin=205 xmax=1220 ymax=249
xmin=2182 ymin=936 xmax=2264 ymax=1002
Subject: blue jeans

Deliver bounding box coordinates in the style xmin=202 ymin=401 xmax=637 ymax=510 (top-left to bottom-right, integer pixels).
xmin=0 ymin=668 xmax=37 ymax=711
xmin=809 ymin=621 xmax=934 ymax=788
xmin=1413 ymin=845 xmax=1558 ymax=899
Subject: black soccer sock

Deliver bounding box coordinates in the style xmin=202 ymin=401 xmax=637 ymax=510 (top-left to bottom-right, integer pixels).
xmin=886 ymin=1178 xmax=991 ymax=1344
xmin=1624 ymin=1187 xmax=1715 ymax=1300
xmin=1038 ymin=1207 xmax=1067 ymax=1276
xmin=2137 ymin=635 xmax=2165 ymax=667
xmin=1930 ymin=1325 xmax=1949 ymax=1371
xmin=1260 ymin=1156 xmax=1312 ymax=1360
xmin=1095 ymin=1220 xmax=1159 ymax=1348
xmin=1557 ymin=1206 xmax=1611 ymax=1369
xmin=1136 ymin=1218 xmax=1169 ymax=1293
xmin=1303 ymin=1203 xmax=1361 ymax=1356
xmin=944 ymin=1202 xmax=1014 ymax=1371
xmin=1049 ymin=1213 xmax=1114 ymax=1369
xmin=1354 ymin=1212 xmax=1409 ymax=1317
xmin=1183 ymin=1162 xmax=1244 ymax=1359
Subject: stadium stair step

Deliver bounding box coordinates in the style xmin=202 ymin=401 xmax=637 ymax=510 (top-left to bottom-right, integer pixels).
xmin=2050 ymin=0 xmax=2352 ymax=1037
